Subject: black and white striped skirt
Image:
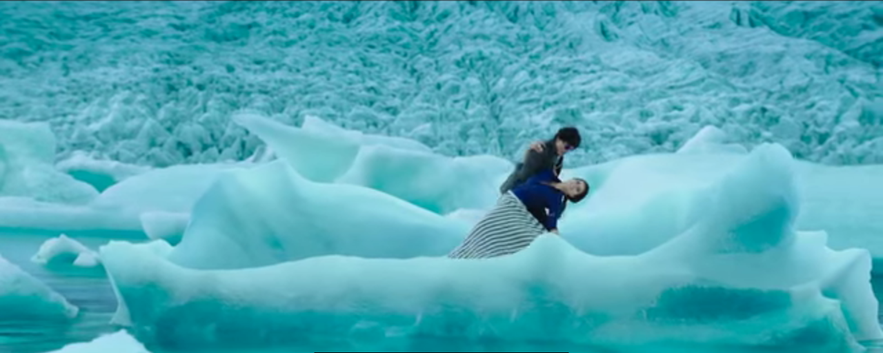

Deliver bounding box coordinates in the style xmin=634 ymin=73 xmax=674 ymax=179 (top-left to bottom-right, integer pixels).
xmin=447 ymin=192 xmax=547 ymax=259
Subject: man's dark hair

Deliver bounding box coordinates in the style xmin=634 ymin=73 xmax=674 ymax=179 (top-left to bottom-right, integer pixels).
xmin=566 ymin=178 xmax=590 ymax=203
xmin=555 ymin=126 xmax=581 ymax=149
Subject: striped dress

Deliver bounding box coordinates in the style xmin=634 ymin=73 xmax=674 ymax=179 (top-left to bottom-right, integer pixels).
xmin=447 ymin=191 xmax=548 ymax=259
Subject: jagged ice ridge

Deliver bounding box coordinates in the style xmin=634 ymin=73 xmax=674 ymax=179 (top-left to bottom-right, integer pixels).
xmin=0 ymin=1 xmax=881 ymax=168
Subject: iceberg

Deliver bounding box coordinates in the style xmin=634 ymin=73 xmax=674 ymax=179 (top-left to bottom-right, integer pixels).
xmin=0 ymin=120 xmax=233 ymax=233
xmin=0 ymin=120 xmax=98 ymax=204
xmin=301 ymin=115 xmax=433 ymax=153
xmin=91 ymin=163 xmax=246 ymax=216
xmin=556 ymin=130 xmax=883 ymax=259
xmin=168 ymin=117 xmax=883 ymax=265
xmin=0 ymin=163 xmax=246 ymax=233
xmin=48 ymin=330 xmax=151 ymax=353
xmin=167 ymin=159 xmax=469 ymax=269
xmin=676 ymin=126 xmax=748 ymax=155
xmin=140 ymin=211 xmax=189 ymax=245
xmin=236 ymin=113 xmax=512 ymax=214
xmin=98 ymin=142 xmax=882 ymax=350
xmin=336 ymin=144 xmax=511 ymax=214
xmin=233 ymin=113 xmax=433 ymax=184
xmin=230 ymin=113 xmax=361 ymax=183
xmin=83 ymin=162 xmax=248 ymax=232
xmin=0 ymin=253 xmax=79 ymax=321
xmin=31 ymin=234 xmax=101 ymax=268
xmin=559 ymin=152 xmax=745 ymax=256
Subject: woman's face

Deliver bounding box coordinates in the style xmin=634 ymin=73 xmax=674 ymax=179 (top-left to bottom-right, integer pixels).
xmin=561 ymin=179 xmax=587 ymax=197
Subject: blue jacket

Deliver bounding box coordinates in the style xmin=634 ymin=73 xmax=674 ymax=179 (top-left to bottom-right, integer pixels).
xmin=512 ymin=169 xmax=565 ymax=231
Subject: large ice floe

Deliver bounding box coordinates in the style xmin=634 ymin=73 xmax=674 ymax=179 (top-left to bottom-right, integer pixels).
xmin=95 ymin=115 xmax=883 ymax=351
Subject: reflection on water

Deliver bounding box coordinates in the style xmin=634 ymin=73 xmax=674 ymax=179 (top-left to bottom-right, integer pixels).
xmin=1 ymin=229 xmax=882 ymax=353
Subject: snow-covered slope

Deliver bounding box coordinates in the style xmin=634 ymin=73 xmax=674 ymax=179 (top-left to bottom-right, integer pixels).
xmin=0 ymin=1 xmax=880 ymax=168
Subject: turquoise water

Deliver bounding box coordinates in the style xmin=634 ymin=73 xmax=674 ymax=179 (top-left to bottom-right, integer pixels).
xmin=2 ymin=229 xmax=883 ymax=353
xmin=0 ymin=230 xmax=119 ymax=353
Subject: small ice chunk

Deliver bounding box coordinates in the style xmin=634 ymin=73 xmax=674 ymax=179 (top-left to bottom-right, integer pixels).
xmin=31 ymin=234 xmax=101 ymax=268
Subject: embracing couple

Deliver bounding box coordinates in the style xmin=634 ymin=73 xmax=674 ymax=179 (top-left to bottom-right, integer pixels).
xmin=448 ymin=127 xmax=589 ymax=259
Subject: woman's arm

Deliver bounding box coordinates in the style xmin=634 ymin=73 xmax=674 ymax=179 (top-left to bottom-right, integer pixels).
xmin=544 ymin=207 xmax=560 ymax=231
xmin=544 ymin=194 xmax=565 ymax=232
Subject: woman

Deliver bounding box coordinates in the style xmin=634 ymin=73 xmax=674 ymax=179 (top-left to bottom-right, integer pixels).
xmin=448 ymin=168 xmax=589 ymax=259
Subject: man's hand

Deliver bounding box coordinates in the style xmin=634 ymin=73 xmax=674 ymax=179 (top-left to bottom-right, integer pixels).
xmin=550 ymin=229 xmax=559 ymax=235
xmin=523 ymin=140 xmax=544 ymax=158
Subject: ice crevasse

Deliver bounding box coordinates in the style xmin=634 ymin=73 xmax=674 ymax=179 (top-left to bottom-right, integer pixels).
xmin=97 ymin=117 xmax=883 ymax=349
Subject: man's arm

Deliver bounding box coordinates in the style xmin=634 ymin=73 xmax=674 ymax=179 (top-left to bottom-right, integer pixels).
xmin=530 ymin=140 xmax=562 ymax=176
xmin=500 ymin=141 xmax=555 ymax=194
xmin=498 ymin=163 xmax=522 ymax=194
xmin=554 ymin=156 xmax=563 ymax=176
xmin=514 ymin=148 xmax=548 ymax=181
xmin=527 ymin=140 xmax=544 ymax=156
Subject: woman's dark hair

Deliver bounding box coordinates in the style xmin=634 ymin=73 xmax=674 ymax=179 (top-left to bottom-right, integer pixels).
xmin=565 ymin=178 xmax=590 ymax=203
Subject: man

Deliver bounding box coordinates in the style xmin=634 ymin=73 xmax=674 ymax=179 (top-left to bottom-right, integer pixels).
xmin=499 ymin=126 xmax=581 ymax=194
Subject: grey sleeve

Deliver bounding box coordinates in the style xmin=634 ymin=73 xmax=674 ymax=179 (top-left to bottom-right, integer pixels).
xmin=499 ymin=150 xmax=551 ymax=194
xmin=500 ymin=163 xmax=523 ymax=194
xmin=519 ymin=149 xmax=549 ymax=179
xmin=498 ymin=167 xmax=520 ymax=194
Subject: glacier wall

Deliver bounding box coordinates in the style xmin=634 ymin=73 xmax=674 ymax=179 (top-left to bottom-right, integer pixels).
xmin=1 ymin=1 xmax=881 ymax=167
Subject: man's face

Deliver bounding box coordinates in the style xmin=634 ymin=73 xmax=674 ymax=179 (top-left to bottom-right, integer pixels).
xmin=555 ymin=138 xmax=576 ymax=156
